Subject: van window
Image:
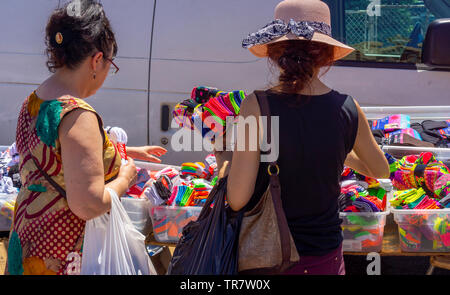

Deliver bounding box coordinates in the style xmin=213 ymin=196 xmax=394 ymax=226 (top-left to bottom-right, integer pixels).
xmin=340 ymin=0 xmax=439 ymax=64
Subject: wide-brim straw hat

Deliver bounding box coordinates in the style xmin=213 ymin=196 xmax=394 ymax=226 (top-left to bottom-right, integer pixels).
xmin=242 ymin=0 xmax=354 ymax=61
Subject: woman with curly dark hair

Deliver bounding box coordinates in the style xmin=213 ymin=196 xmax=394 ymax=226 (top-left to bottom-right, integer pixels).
xmin=215 ymin=0 xmax=390 ymax=275
xmin=7 ymin=0 xmax=163 ymax=275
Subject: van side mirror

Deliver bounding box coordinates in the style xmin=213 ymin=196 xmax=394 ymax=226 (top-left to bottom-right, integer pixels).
xmin=422 ymin=18 xmax=450 ymax=69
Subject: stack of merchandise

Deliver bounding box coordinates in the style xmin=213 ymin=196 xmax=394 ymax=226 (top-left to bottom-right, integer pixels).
xmin=148 ymin=154 xmax=218 ymax=242
xmin=339 ymin=165 xmax=391 ymax=252
xmin=388 ymin=152 xmax=450 ymax=252
xmin=369 ymin=115 xmax=450 ymax=148
xmin=340 ymin=167 xmax=390 ymax=213
xmin=173 ymin=86 xmax=247 ymax=140
xmin=389 ymin=152 xmax=450 ymax=208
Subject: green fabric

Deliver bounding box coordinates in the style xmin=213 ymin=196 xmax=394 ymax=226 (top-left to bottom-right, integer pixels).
xmin=180 ymin=187 xmax=194 ymax=207
xmin=229 ymin=92 xmax=240 ymax=115
xmin=347 ymin=215 xmax=378 ymax=226
xmin=27 ymin=184 xmax=47 ymax=193
xmin=203 ymin=107 xmax=225 ymax=126
xmin=7 ymin=231 xmax=24 ymax=275
xmin=354 ymin=231 xmax=371 ymax=238
xmin=389 ymin=161 xmax=398 ymax=173
xmin=210 ymin=176 xmax=218 ymax=187
xmin=36 ymin=100 xmax=63 ymax=147
xmin=368 ymin=188 xmax=386 ymax=200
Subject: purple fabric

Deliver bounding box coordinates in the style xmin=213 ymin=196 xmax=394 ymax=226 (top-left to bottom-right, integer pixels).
xmin=283 ymin=243 xmax=345 ymax=275
xmin=353 ymin=197 xmax=380 ymax=212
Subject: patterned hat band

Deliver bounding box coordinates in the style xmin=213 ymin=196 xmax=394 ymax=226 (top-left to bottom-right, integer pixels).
xmin=242 ymin=19 xmax=332 ymax=49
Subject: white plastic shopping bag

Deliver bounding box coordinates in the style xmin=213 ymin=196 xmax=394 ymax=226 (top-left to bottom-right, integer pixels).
xmin=80 ymin=188 xmax=156 ymax=275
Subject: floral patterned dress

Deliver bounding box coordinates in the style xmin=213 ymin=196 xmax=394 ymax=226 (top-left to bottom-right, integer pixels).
xmin=7 ymin=92 xmax=121 ymax=275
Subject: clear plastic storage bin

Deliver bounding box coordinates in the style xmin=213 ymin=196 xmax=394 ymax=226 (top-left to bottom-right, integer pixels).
xmin=0 ymin=193 xmax=16 ymax=232
xmin=149 ymin=206 xmax=203 ymax=243
xmin=121 ymin=197 xmax=152 ymax=236
xmin=340 ymin=211 xmax=389 ymax=252
xmin=392 ymin=209 xmax=450 ymax=253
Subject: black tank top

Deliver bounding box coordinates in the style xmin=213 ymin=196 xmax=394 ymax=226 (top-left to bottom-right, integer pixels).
xmin=247 ymin=89 xmax=359 ymax=256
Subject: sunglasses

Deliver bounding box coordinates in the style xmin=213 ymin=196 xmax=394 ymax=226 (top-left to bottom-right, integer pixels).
xmin=106 ymin=57 xmax=120 ymax=75
xmin=92 ymin=52 xmax=120 ymax=75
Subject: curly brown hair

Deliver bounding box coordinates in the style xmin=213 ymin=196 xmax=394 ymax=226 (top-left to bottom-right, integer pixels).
xmin=267 ymin=40 xmax=335 ymax=94
xmin=45 ymin=0 xmax=117 ymax=73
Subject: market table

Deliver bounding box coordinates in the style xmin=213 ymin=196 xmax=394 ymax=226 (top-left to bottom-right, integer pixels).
xmin=344 ymin=223 xmax=450 ymax=257
xmin=145 ymin=224 xmax=450 ymax=257
xmin=145 ymin=224 xmax=450 ymax=274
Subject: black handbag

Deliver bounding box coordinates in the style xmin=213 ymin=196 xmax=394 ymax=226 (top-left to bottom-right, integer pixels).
xmin=167 ymin=176 xmax=243 ymax=275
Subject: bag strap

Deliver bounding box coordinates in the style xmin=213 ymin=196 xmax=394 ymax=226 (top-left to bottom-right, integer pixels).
xmin=254 ymin=90 xmax=292 ymax=271
xmin=31 ymin=155 xmax=67 ymax=198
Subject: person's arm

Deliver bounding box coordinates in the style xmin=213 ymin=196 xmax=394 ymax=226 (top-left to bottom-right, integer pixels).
xmin=127 ymin=146 xmax=167 ymax=163
xmin=215 ymin=93 xmax=261 ymax=212
xmin=345 ymin=99 xmax=390 ymax=179
xmin=59 ymin=109 xmax=137 ymax=221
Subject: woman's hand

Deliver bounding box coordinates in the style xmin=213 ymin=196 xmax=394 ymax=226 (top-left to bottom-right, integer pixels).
xmin=127 ymin=146 xmax=167 ymax=163
xmin=117 ymin=157 xmax=138 ymax=188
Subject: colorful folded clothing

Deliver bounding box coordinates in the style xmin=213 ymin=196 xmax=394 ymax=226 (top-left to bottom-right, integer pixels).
xmin=387 ymin=128 xmax=422 ymax=141
xmin=390 ymin=152 xmax=450 ymax=198
xmin=372 ymin=114 xmax=410 ymax=132
xmin=145 ymin=185 xmax=165 ymax=207
xmin=390 ymin=188 xmax=442 ymax=209
xmin=434 ymin=174 xmax=450 ymax=202
xmin=173 ymin=86 xmax=247 ymax=139
xmin=181 ymin=162 xmax=208 ymax=179
xmin=439 ymin=127 xmax=450 ymax=137
xmin=340 ymin=184 xmax=385 ymax=213
xmin=154 ymin=167 xmax=179 ymax=180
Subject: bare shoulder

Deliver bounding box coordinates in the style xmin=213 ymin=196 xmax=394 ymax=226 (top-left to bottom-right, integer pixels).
xmin=59 ymin=108 xmax=102 ymax=143
xmin=240 ymin=92 xmax=261 ymax=117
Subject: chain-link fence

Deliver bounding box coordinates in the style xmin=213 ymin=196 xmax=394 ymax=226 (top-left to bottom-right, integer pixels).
xmin=345 ymin=5 xmax=436 ymax=61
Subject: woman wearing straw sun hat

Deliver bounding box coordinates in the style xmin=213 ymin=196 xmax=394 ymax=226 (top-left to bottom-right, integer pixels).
xmin=215 ymin=0 xmax=390 ymax=275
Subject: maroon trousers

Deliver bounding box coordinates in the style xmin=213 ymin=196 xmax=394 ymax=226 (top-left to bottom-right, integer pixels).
xmin=283 ymin=243 xmax=345 ymax=275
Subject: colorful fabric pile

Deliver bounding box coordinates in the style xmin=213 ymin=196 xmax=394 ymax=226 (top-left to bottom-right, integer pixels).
xmin=146 ymin=154 xmax=218 ymax=208
xmin=389 ymin=152 xmax=450 ymax=199
xmin=397 ymin=214 xmax=450 ymax=252
xmin=387 ymin=151 xmax=450 ymax=252
xmin=340 ymin=167 xmax=390 ymax=213
xmin=371 ymin=114 xmax=411 ymax=132
xmin=339 ymin=184 xmax=385 ymax=213
xmin=123 ymin=168 xmax=153 ymax=199
xmin=150 ymin=205 xmax=202 ymax=243
xmin=387 ymin=152 xmax=450 ymax=212
xmin=341 ymin=215 xmax=385 ymax=252
xmin=167 ymin=178 xmax=214 ymax=207
xmin=173 ymin=86 xmax=247 ymax=139
xmin=369 ymin=116 xmax=450 ymax=148
xmin=388 ymin=128 xmax=422 ymax=141
xmin=340 ymin=166 xmax=391 ymax=252
xmin=390 ymin=188 xmax=443 ymax=209
xmin=370 ymin=118 xmax=450 ymax=147
xmin=148 ymin=155 xmax=220 ymax=242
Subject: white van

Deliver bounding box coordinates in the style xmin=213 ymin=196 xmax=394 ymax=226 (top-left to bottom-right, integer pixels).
xmin=1 ymin=0 xmax=449 ymax=165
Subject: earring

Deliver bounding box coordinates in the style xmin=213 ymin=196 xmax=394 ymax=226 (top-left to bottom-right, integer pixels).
xmin=93 ymin=72 xmax=96 ymax=80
